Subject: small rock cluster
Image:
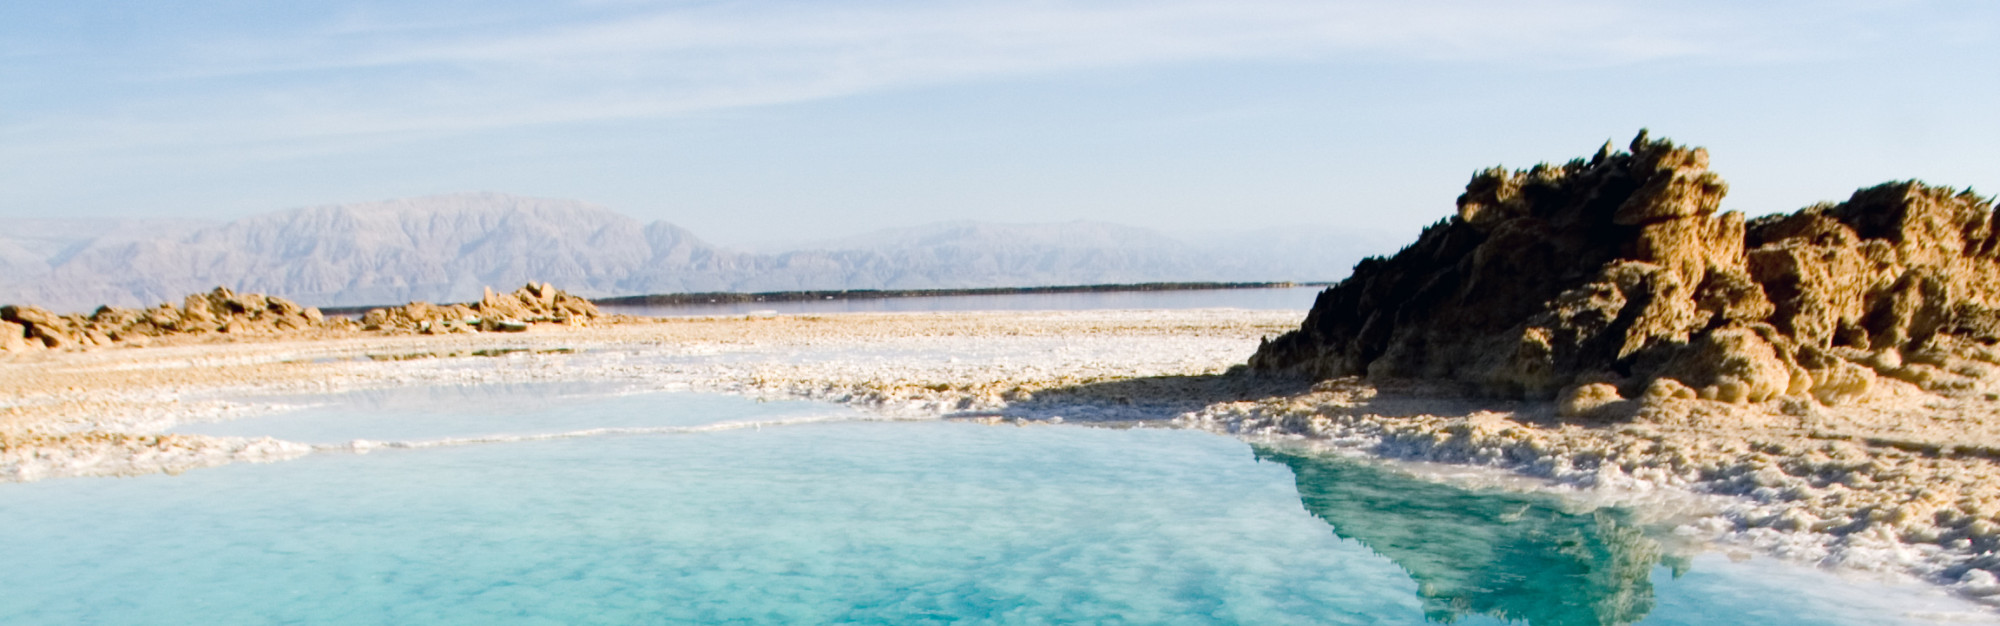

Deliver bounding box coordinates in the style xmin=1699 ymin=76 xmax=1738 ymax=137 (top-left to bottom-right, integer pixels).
xmin=2 ymin=282 xmax=603 ymax=351
xmin=358 ymin=283 xmax=601 ymax=334
xmin=2 ymin=287 xmax=329 ymax=351
xmin=1251 ymin=131 xmax=2000 ymax=409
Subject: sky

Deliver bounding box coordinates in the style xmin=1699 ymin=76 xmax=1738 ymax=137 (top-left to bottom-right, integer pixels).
xmin=2 ymin=0 xmax=1996 ymax=245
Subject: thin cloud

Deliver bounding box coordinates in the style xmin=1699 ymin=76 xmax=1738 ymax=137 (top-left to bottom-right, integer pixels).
xmin=0 ymin=0 xmax=1955 ymax=159
xmin=199 ymin=1 xmax=1741 ymax=77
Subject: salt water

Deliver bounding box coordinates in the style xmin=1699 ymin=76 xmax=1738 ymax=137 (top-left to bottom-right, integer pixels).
xmin=0 ymin=386 xmax=1988 ymax=624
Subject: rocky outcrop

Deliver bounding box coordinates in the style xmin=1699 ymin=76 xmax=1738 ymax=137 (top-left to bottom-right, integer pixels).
xmin=2 ymin=287 xmax=332 ymax=351
xmin=1 ymin=283 xmax=602 ymax=352
xmin=1250 ymin=131 xmax=1999 ymax=406
xmin=357 ymin=282 xmax=601 ymax=334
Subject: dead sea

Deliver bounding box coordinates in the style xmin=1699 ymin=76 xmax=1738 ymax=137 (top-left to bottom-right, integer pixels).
xmin=4 ymin=308 xmax=2000 ymax=619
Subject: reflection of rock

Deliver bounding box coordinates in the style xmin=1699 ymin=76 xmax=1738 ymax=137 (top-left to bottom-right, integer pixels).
xmin=1257 ymin=446 xmax=1661 ymax=626
xmin=1250 ymin=131 xmax=1999 ymax=404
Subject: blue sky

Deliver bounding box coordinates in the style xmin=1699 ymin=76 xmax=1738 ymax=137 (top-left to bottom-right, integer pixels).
xmin=2 ymin=0 xmax=1995 ymax=244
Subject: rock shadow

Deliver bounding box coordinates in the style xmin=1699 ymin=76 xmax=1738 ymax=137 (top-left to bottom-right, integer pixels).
xmin=992 ymin=371 xmax=1316 ymax=422
xmin=996 ymin=371 xmax=1551 ymax=425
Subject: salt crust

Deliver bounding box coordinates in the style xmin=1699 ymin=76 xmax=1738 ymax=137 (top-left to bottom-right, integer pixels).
xmin=5 ymin=309 xmax=2000 ymax=608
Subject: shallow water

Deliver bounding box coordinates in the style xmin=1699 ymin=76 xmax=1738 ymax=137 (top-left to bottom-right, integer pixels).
xmin=597 ymin=285 xmax=1326 ymax=317
xmin=1 ymin=387 xmax=1989 ymax=624
xmin=179 ymin=383 xmax=859 ymax=445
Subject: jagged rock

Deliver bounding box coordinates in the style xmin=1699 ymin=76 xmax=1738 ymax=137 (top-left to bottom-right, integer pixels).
xmin=1251 ymin=131 xmax=1999 ymax=406
xmin=361 ymin=301 xmax=481 ymax=332
xmin=2 ymin=281 xmax=598 ymax=350
xmin=3 ymin=286 xmax=330 ymax=350
xmin=1 ymin=305 xmax=76 ymax=349
xmin=0 ymin=320 xmax=27 ymax=352
xmin=360 ymin=283 xmax=601 ymax=334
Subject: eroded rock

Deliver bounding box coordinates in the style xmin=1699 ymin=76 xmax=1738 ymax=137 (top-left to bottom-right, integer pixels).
xmin=0 ymin=320 xmax=27 ymax=352
xmin=359 ymin=283 xmax=601 ymax=334
xmin=1558 ymin=382 xmax=1628 ymax=418
xmin=1 ymin=282 xmax=603 ymax=351
xmin=1251 ymin=131 xmax=1999 ymax=406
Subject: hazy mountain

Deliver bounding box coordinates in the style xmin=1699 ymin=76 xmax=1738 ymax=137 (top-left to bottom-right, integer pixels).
xmin=1181 ymin=224 xmax=1407 ymax=283
xmin=0 ymin=218 xmax=215 ymax=287
xmin=745 ymin=221 xmax=1209 ymax=290
xmin=2 ymin=193 xmax=1389 ymax=311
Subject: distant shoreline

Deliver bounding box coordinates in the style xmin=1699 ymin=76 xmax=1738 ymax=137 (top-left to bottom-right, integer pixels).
xmin=592 ymin=281 xmax=1329 ymax=308
xmin=317 ymin=281 xmax=1332 ymax=316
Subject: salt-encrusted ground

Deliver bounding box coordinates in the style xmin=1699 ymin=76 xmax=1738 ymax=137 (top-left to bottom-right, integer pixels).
xmin=0 ymin=310 xmax=1292 ymax=479
xmin=6 ymin=309 xmax=2000 ymax=605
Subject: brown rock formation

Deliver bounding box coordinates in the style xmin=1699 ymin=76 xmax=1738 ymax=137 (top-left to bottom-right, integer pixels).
xmin=2 ymin=287 xmax=330 ymax=351
xmin=0 ymin=320 xmax=29 ymax=353
xmin=358 ymin=282 xmax=601 ymax=334
xmin=1250 ymin=131 xmax=1999 ymax=406
xmin=2 ymin=282 xmax=603 ymax=350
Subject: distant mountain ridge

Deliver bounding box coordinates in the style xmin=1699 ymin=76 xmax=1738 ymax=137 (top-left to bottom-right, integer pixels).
xmin=2 ymin=193 xmax=1391 ymax=312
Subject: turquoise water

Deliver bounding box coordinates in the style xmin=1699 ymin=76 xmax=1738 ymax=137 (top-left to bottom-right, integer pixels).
xmin=0 ymin=388 xmax=1986 ymax=624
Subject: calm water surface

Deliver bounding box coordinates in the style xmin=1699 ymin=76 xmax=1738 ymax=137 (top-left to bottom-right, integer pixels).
xmin=597 ymin=286 xmax=1326 ymax=317
xmin=0 ymin=387 xmax=1987 ymax=624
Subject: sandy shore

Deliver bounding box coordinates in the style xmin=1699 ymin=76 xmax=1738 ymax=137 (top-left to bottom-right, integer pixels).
xmin=8 ymin=308 xmax=2000 ymax=602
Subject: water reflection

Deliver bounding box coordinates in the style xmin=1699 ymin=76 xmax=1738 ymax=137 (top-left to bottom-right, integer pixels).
xmin=1257 ymin=446 xmax=1664 ymax=626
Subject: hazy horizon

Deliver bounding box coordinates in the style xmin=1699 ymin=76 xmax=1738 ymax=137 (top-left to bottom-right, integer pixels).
xmin=1 ymin=192 xmax=1413 ymax=250
xmin=4 ymin=1 xmax=1996 ymax=244
xmin=0 ymin=192 xmax=1401 ymax=311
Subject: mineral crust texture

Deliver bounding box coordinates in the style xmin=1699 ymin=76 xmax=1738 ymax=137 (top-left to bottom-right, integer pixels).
xmin=1250 ymin=131 xmax=1999 ymax=405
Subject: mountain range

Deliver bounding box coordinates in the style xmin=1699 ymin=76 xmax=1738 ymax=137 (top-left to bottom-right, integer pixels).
xmin=1 ymin=193 xmax=1392 ymax=312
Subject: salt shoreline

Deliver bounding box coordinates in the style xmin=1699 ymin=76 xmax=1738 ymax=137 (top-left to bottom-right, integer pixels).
xmin=6 ymin=308 xmax=2000 ymax=607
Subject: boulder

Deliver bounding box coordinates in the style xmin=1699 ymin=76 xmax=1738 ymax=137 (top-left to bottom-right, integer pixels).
xmin=1558 ymin=382 xmax=1627 ymax=418
xmin=0 ymin=320 xmax=28 ymax=352
xmin=354 ymin=284 xmax=599 ymax=334
xmin=2 ymin=305 xmax=78 ymax=349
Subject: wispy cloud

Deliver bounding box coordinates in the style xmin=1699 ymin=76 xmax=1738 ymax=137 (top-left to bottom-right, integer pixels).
xmin=0 ymin=0 xmax=1973 ymax=163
